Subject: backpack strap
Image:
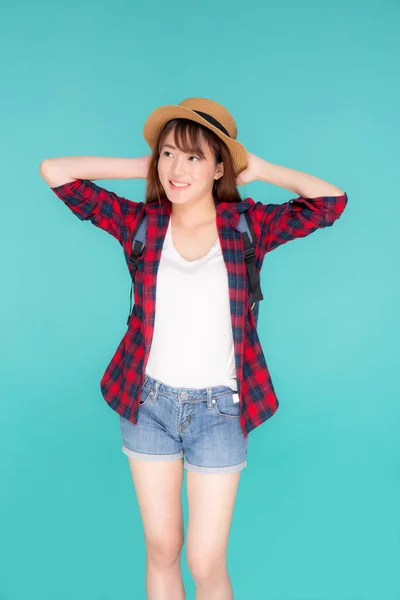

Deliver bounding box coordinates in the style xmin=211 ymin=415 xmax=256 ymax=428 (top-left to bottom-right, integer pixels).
xmin=236 ymin=211 xmax=264 ymax=325
xmin=126 ymin=214 xmax=147 ymax=325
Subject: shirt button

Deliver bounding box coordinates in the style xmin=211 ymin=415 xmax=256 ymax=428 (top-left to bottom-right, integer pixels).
xmin=212 ymin=399 xmax=216 ymax=404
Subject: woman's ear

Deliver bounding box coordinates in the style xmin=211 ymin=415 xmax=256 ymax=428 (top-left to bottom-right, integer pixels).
xmin=215 ymin=162 xmax=224 ymax=180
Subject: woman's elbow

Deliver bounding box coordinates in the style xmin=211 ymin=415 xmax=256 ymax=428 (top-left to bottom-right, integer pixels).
xmin=39 ymin=160 xmax=76 ymax=188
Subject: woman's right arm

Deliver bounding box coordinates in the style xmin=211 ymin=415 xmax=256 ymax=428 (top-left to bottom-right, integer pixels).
xmin=39 ymin=155 xmax=152 ymax=243
xmin=39 ymin=155 xmax=151 ymax=187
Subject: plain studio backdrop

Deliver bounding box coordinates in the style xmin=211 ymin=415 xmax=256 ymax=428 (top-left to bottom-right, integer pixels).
xmin=0 ymin=0 xmax=399 ymax=598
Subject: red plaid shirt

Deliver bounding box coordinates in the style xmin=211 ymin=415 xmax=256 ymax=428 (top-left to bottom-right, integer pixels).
xmin=50 ymin=179 xmax=348 ymax=438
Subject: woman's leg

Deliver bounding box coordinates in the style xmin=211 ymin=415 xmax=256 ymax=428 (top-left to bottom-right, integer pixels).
xmin=186 ymin=469 xmax=242 ymax=600
xmin=126 ymin=455 xmax=186 ymax=600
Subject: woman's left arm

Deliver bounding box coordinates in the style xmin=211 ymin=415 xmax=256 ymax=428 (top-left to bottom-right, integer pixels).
xmin=236 ymin=153 xmax=348 ymax=254
xmin=236 ymin=152 xmax=345 ymax=197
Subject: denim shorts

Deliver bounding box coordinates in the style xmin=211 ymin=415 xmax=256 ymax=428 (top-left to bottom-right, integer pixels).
xmin=119 ymin=375 xmax=249 ymax=474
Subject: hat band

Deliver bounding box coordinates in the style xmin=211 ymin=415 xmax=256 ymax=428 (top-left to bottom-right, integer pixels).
xmin=192 ymin=110 xmax=231 ymax=138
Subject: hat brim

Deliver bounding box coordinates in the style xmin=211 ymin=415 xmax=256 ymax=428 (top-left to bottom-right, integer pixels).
xmin=142 ymin=105 xmax=248 ymax=176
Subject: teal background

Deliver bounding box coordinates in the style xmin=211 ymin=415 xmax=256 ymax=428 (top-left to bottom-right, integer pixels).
xmin=1 ymin=0 xmax=399 ymax=598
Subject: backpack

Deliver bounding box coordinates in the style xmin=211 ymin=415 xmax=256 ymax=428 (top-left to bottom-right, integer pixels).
xmin=126 ymin=209 xmax=264 ymax=327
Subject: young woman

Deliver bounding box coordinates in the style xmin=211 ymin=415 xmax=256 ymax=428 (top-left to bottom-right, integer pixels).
xmin=40 ymin=97 xmax=348 ymax=600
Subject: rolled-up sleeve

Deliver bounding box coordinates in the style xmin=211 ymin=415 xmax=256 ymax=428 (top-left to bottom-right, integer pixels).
xmin=252 ymin=192 xmax=348 ymax=254
xmin=50 ymin=178 xmax=143 ymax=245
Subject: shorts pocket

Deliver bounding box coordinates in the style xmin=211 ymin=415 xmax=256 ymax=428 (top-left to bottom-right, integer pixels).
xmin=212 ymin=393 xmax=240 ymax=419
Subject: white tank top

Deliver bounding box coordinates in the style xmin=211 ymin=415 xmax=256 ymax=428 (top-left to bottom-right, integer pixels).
xmin=145 ymin=218 xmax=237 ymax=391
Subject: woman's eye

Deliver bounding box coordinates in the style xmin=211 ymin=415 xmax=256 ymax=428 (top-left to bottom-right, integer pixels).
xmin=163 ymin=151 xmax=199 ymax=161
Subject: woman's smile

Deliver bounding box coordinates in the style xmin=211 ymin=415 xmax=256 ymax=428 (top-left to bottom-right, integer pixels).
xmin=169 ymin=180 xmax=191 ymax=190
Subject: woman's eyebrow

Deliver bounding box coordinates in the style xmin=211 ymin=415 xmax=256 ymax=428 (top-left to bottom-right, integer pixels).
xmin=162 ymin=143 xmax=203 ymax=155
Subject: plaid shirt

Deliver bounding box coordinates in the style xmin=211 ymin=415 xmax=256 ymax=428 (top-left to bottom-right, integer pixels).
xmin=50 ymin=178 xmax=348 ymax=438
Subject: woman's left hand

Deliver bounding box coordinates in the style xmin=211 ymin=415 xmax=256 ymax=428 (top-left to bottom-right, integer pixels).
xmin=235 ymin=152 xmax=261 ymax=186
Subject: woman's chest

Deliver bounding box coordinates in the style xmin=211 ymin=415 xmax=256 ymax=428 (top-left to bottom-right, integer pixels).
xmin=170 ymin=219 xmax=219 ymax=262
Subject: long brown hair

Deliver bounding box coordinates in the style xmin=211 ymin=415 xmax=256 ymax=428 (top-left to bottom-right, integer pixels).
xmin=144 ymin=118 xmax=243 ymax=206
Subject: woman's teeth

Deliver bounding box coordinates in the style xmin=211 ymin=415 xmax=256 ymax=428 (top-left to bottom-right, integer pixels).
xmin=170 ymin=180 xmax=190 ymax=188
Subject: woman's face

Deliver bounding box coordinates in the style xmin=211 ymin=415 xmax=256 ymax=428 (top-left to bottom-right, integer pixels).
xmin=157 ymin=129 xmax=223 ymax=205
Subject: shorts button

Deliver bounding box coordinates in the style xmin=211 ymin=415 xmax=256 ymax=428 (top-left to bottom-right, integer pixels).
xmin=212 ymin=399 xmax=216 ymax=404
xmin=181 ymin=391 xmax=188 ymax=399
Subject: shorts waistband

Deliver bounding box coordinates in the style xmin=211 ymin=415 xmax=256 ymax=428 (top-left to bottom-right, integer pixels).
xmin=143 ymin=374 xmax=236 ymax=403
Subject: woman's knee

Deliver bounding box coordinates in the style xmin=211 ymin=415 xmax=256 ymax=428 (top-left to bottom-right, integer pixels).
xmin=146 ymin=534 xmax=184 ymax=568
xmin=186 ymin=549 xmax=227 ymax=584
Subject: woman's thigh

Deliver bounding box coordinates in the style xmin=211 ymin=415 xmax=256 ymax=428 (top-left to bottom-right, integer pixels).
xmin=185 ymin=468 xmax=242 ymax=576
xmin=126 ymin=455 xmax=185 ymax=561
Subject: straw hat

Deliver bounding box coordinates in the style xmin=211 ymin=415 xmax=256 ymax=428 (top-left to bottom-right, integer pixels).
xmin=142 ymin=97 xmax=248 ymax=176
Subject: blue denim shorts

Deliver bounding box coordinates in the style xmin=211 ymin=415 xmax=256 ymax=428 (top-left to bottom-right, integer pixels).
xmin=119 ymin=375 xmax=249 ymax=474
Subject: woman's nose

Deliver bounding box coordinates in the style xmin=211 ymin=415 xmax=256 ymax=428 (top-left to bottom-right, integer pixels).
xmin=171 ymin=157 xmax=188 ymax=178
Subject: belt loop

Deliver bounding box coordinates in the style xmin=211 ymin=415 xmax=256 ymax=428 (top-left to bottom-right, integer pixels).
xmin=206 ymin=387 xmax=213 ymax=409
xmin=152 ymin=380 xmax=161 ymax=401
